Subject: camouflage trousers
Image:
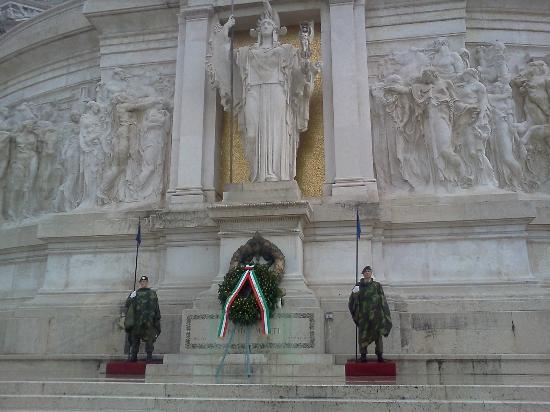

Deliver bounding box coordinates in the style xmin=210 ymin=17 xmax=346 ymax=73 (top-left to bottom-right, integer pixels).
xmin=130 ymin=328 xmax=156 ymax=354
xmin=358 ymin=331 xmax=383 ymax=355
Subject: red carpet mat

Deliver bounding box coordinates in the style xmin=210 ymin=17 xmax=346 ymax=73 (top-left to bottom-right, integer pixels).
xmin=345 ymin=360 xmax=396 ymax=377
xmin=106 ymin=360 xmax=162 ymax=376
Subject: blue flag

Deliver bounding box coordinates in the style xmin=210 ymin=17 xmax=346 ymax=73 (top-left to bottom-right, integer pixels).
xmin=356 ymin=208 xmax=361 ymax=239
xmin=136 ymin=220 xmax=142 ymax=245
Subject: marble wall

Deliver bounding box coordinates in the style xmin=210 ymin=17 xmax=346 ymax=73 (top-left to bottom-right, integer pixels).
xmin=0 ymin=0 xmax=548 ymax=357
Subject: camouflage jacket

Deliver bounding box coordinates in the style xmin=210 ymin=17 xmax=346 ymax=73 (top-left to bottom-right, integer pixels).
xmin=348 ymin=278 xmax=392 ymax=343
xmin=124 ymin=288 xmax=161 ymax=335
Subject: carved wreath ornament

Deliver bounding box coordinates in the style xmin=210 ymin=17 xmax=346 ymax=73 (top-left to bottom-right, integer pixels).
xmin=217 ymin=233 xmax=285 ymax=335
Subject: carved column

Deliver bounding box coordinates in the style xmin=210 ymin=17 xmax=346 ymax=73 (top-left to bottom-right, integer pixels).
xmin=327 ymin=0 xmax=378 ymax=202
xmin=168 ymin=5 xmax=216 ymax=205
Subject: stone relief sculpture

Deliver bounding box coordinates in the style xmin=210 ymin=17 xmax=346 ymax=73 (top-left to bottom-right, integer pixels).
xmin=371 ymin=38 xmax=550 ymax=195
xmin=79 ymin=101 xmax=108 ymax=209
xmin=0 ymin=68 xmax=174 ymax=222
xmin=128 ymin=97 xmax=171 ymax=202
xmin=476 ymin=42 xmax=526 ymax=191
xmin=0 ymin=133 xmax=9 ymax=220
xmin=99 ymin=93 xmax=135 ymax=204
xmin=57 ymin=112 xmax=82 ymax=211
xmin=453 ymin=68 xmax=496 ymax=187
xmin=410 ymin=69 xmax=463 ymax=188
xmin=511 ymin=60 xmax=550 ymax=191
xmin=207 ymin=0 xmax=320 ymax=182
xmin=7 ymin=121 xmax=39 ymax=219
xmin=36 ymin=123 xmax=62 ymax=214
xmin=425 ymin=37 xmax=466 ymax=80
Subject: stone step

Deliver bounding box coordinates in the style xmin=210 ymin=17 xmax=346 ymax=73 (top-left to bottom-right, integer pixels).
xmin=147 ymin=362 xmax=345 ymax=377
xmin=0 ymin=394 xmax=549 ymax=412
xmin=335 ymin=354 xmax=550 ymax=376
xmin=1 ymin=381 xmax=549 ymax=401
xmin=163 ymin=353 xmax=337 ymax=365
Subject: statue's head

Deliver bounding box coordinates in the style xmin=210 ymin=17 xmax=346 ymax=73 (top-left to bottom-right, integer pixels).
xmin=86 ymin=101 xmax=101 ymax=114
xmin=433 ymin=37 xmax=450 ymax=51
xmin=527 ymin=60 xmax=548 ymax=76
xmin=113 ymin=68 xmax=129 ymax=81
xmin=385 ymin=74 xmax=402 ymax=85
xmin=251 ymin=0 xmax=287 ymax=45
xmin=462 ymin=68 xmax=479 ymax=81
xmin=421 ymin=68 xmax=439 ymax=83
xmin=69 ymin=111 xmax=81 ymax=123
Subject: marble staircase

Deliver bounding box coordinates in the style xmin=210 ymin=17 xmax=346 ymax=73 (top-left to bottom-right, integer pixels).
xmin=1 ymin=379 xmax=550 ymax=411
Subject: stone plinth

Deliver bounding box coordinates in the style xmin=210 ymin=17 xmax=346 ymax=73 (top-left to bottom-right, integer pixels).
xmin=222 ymin=181 xmax=302 ymax=203
xmin=179 ymin=308 xmax=324 ymax=355
xmin=163 ymin=185 xmax=327 ymax=376
xmin=206 ymin=196 xmax=317 ymax=307
xmin=147 ymin=353 xmax=341 ymax=379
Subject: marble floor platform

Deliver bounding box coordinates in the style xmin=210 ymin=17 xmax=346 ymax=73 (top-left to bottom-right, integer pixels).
xmin=0 ymin=377 xmax=549 ymax=411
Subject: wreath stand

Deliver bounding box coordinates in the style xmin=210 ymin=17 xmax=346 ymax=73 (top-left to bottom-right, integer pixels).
xmin=147 ymin=188 xmax=336 ymax=381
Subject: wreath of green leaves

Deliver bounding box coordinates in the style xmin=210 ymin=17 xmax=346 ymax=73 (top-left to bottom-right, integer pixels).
xmin=218 ymin=263 xmax=283 ymax=326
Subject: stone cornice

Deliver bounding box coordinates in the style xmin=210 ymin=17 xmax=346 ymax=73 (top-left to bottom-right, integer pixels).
xmin=179 ymin=5 xmax=213 ymax=20
xmin=0 ymin=0 xmax=91 ymax=62
xmin=208 ymin=201 xmax=312 ymax=224
xmin=82 ymin=0 xmax=179 ymax=18
xmin=328 ymin=0 xmax=356 ymax=6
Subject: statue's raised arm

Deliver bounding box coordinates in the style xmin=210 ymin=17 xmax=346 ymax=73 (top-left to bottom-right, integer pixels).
xmin=206 ymin=15 xmax=236 ymax=111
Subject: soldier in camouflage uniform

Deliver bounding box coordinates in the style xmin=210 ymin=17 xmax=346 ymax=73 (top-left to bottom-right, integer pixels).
xmin=348 ymin=266 xmax=392 ymax=362
xmin=125 ymin=275 xmax=161 ymax=362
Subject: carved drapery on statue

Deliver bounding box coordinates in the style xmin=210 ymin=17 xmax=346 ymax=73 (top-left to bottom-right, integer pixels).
xmin=207 ymin=0 xmax=320 ymax=183
xmin=371 ymin=37 xmax=550 ymax=195
xmin=0 ymin=69 xmax=174 ymax=221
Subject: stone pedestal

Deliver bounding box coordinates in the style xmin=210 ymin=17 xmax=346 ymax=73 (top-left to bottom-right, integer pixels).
xmin=203 ymin=182 xmax=318 ymax=308
xmin=157 ymin=182 xmax=327 ymax=378
xmin=179 ymin=308 xmax=325 ymax=355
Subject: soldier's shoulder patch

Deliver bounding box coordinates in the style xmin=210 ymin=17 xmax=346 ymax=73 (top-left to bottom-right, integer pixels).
xmin=352 ymin=285 xmax=359 ymax=293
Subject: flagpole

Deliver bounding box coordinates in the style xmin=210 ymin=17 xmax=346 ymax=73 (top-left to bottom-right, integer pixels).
xmin=355 ymin=206 xmax=359 ymax=362
xmin=133 ymin=217 xmax=141 ymax=291
xmin=229 ymin=0 xmax=235 ymax=184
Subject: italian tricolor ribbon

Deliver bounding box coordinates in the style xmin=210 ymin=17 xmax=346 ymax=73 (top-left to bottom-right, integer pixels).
xmin=218 ymin=265 xmax=271 ymax=338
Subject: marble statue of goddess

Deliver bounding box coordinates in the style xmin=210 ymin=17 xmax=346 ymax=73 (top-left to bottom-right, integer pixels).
xmin=208 ymin=0 xmax=320 ymax=182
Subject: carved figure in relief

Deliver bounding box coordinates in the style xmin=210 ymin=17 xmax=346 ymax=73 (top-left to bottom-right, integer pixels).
xmin=57 ymin=111 xmax=82 ymax=211
xmin=0 ymin=130 xmax=10 ymax=219
xmin=512 ymin=61 xmax=550 ymax=145
xmin=99 ymin=94 xmax=136 ymax=204
xmin=35 ymin=124 xmax=62 ymax=213
xmin=511 ymin=60 xmax=550 ymax=189
xmin=487 ymin=82 xmax=526 ymax=189
xmin=476 ymin=43 xmax=525 ymax=190
xmin=453 ymin=68 xmax=496 ymax=187
xmin=207 ymin=0 xmax=320 ymax=182
xmin=476 ymin=42 xmax=511 ymax=87
xmin=130 ymin=98 xmax=171 ymax=202
xmin=7 ymin=121 xmax=39 ymax=219
xmin=79 ymin=101 xmax=108 ymax=209
xmin=410 ymin=69 xmax=462 ymax=186
xmin=425 ymin=38 xmax=466 ymax=80
xmin=381 ymin=75 xmax=430 ymax=189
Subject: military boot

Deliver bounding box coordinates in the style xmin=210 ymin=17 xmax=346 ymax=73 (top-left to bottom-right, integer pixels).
xmin=376 ymin=352 xmax=384 ymax=363
xmin=360 ymin=353 xmax=367 ymax=363
xmin=146 ymin=351 xmax=153 ymax=362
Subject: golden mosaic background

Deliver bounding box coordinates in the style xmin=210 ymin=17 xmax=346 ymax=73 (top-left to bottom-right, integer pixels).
xmin=218 ymin=24 xmax=325 ymax=198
